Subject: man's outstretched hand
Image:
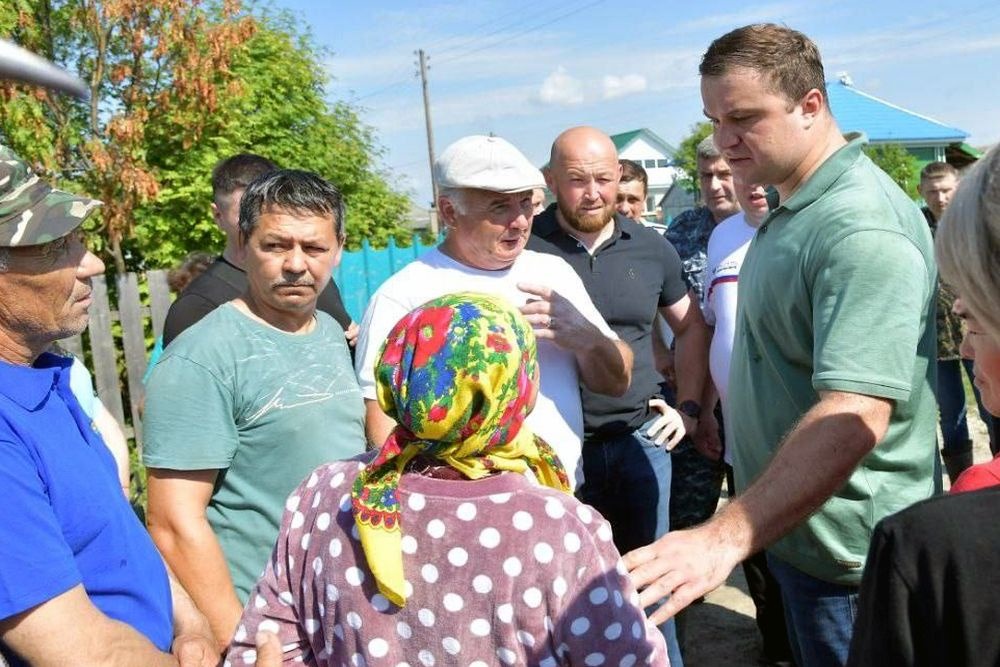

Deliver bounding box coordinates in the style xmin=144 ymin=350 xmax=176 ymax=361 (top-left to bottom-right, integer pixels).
xmin=623 ymin=522 xmax=744 ymax=625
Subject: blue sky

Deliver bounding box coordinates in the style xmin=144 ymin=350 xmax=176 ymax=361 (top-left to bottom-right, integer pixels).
xmin=273 ymin=0 xmax=1000 ymax=205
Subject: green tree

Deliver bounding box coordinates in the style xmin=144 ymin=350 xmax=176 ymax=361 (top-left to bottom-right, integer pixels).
xmin=673 ymin=120 xmax=713 ymax=196
xmin=135 ymin=10 xmax=411 ymax=266
xmin=0 ymin=0 xmax=258 ymax=273
xmin=863 ymin=142 xmax=920 ymax=200
xmin=0 ymin=1 xmax=410 ymax=272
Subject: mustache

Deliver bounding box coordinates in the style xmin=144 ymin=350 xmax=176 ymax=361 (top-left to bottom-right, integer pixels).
xmin=271 ymin=280 xmax=315 ymax=288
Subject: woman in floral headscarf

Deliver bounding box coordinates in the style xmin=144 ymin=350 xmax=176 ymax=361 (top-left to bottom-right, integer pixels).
xmin=225 ymin=292 xmax=667 ymax=666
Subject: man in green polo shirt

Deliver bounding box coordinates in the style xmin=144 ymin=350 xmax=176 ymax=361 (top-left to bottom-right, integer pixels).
xmin=625 ymin=23 xmax=936 ymax=667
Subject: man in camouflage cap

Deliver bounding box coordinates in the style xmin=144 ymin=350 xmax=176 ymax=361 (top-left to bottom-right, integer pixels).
xmin=0 ymin=146 xmax=219 ymax=666
xmin=0 ymin=146 xmax=101 ymax=247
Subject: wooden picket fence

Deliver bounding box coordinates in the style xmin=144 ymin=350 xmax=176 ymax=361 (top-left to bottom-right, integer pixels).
xmin=61 ymin=270 xmax=170 ymax=455
xmin=62 ymin=234 xmax=439 ymax=456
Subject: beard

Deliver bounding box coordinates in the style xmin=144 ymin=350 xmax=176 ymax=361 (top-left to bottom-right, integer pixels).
xmin=557 ymin=199 xmax=615 ymax=234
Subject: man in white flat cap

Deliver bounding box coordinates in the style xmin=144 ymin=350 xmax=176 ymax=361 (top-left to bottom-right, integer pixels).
xmin=354 ymin=135 xmax=633 ymax=486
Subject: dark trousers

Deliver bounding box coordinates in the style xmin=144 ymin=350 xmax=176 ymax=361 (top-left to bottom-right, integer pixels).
xmin=728 ymin=467 xmax=796 ymax=665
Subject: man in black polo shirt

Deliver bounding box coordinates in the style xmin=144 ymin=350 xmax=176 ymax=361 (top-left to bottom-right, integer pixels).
xmin=528 ymin=126 xmax=711 ymax=667
xmin=162 ymin=153 xmax=355 ymax=348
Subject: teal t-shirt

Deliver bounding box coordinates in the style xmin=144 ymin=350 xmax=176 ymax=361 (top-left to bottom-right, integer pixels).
xmin=728 ymin=138 xmax=938 ymax=586
xmin=143 ymin=303 xmax=365 ymax=600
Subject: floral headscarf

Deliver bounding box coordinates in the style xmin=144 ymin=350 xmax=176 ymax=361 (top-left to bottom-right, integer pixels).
xmin=352 ymin=292 xmax=570 ymax=607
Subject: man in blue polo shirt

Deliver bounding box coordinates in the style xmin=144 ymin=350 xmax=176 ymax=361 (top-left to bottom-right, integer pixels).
xmin=0 ymin=146 xmax=218 ymax=666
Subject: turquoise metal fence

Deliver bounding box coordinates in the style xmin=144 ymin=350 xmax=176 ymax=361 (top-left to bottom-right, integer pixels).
xmin=334 ymin=235 xmax=439 ymax=322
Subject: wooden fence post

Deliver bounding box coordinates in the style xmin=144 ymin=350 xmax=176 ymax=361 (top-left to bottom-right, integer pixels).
xmin=148 ymin=269 xmax=171 ymax=340
xmin=87 ymin=275 xmax=126 ymax=428
xmin=116 ymin=272 xmax=149 ymax=452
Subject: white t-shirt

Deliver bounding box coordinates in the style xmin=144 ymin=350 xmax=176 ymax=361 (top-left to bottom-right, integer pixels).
xmin=355 ymin=247 xmax=618 ymax=488
xmin=702 ymin=212 xmax=757 ymax=465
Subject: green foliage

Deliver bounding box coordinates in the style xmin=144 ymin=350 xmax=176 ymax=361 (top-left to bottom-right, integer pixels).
xmin=674 ymin=121 xmax=714 ymax=195
xmin=863 ymin=143 xmax=920 ymax=200
xmin=137 ymin=12 xmax=410 ymax=264
xmin=0 ymin=2 xmax=410 ymax=273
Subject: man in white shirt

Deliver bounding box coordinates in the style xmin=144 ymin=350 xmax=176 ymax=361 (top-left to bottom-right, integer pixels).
xmin=355 ymin=135 xmax=632 ymax=487
xmin=701 ymin=177 xmax=794 ymax=666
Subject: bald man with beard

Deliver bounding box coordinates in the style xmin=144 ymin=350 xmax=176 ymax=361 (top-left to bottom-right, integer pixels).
xmin=528 ymin=126 xmax=712 ymax=667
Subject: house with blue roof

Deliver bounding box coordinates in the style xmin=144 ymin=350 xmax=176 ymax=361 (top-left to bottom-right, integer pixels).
xmin=828 ymin=74 xmax=981 ymax=168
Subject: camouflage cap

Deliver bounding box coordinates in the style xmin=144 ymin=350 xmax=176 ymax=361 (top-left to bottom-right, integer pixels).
xmin=0 ymin=145 xmax=101 ymax=247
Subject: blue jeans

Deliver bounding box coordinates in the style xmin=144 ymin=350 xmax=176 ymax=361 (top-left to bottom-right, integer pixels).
xmin=767 ymin=554 xmax=859 ymax=667
xmin=937 ymin=358 xmax=997 ymax=454
xmin=577 ymin=419 xmax=683 ymax=667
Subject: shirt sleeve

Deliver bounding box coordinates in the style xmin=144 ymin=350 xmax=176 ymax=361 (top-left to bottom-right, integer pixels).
xmin=67 ymin=356 xmax=98 ymax=419
xmin=142 ymin=354 xmax=240 ymax=469
xmin=555 ymin=516 xmax=667 ymax=665
xmin=317 ymin=279 xmax=353 ymax=331
xmin=0 ymin=439 xmax=81 ymax=620
xmin=811 ymin=230 xmax=929 ymax=400
xmin=656 ymin=234 xmax=689 ymax=308
xmin=354 ymin=290 xmax=412 ymax=401
xmin=162 ymin=293 xmax=217 ymax=348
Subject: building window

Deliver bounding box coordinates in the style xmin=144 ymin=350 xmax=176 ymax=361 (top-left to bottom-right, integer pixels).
xmin=657 ymin=159 xmax=671 ymax=168
xmin=646 ymin=196 xmax=656 ymax=213
xmin=643 ymin=159 xmax=657 ymax=169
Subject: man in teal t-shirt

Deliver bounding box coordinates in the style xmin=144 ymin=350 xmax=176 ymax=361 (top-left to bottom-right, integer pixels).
xmin=625 ymin=24 xmax=936 ymax=666
xmin=143 ymin=169 xmax=365 ymax=652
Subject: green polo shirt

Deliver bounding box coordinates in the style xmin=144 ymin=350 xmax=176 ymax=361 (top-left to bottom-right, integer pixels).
xmin=728 ymin=137 xmax=938 ymax=585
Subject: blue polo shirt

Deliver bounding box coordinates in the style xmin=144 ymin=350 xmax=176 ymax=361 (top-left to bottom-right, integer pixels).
xmin=0 ymin=353 xmax=172 ymax=662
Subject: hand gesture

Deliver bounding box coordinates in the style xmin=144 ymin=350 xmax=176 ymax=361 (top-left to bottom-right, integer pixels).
xmin=646 ymin=398 xmax=686 ymax=450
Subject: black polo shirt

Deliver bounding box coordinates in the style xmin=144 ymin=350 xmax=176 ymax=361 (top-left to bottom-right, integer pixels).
xmin=527 ymin=205 xmax=687 ymax=439
xmin=162 ymin=256 xmax=352 ymax=348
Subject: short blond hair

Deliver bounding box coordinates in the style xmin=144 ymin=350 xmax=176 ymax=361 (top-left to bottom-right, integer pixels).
xmin=936 ymin=146 xmax=1000 ymax=340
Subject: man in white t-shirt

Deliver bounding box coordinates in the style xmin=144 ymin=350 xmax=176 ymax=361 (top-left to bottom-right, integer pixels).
xmin=701 ymin=176 xmax=794 ymax=666
xmin=702 ymin=179 xmax=769 ymax=454
xmin=355 ymin=135 xmax=632 ymax=487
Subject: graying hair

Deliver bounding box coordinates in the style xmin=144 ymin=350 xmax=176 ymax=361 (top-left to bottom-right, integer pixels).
xmin=696 ymin=134 xmax=722 ymax=161
xmin=936 ymin=146 xmax=1000 ymax=340
xmin=439 ymin=187 xmax=469 ymax=216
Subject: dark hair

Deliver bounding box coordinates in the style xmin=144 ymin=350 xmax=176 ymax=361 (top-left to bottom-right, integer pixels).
xmin=211 ymin=153 xmax=278 ymax=200
xmin=167 ymin=251 xmax=214 ymax=293
xmin=619 ymin=159 xmax=648 ymax=196
xmin=921 ymin=161 xmax=958 ymax=181
xmin=238 ymin=169 xmax=346 ymax=244
xmin=700 ymin=24 xmax=827 ymax=108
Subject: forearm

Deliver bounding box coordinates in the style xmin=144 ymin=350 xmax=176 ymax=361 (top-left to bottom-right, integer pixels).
xmin=167 ymin=567 xmax=214 ymax=646
xmin=714 ymin=392 xmax=891 ymax=555
xmin=699 ymin=375 xmax=719 ymax=412
xmin=576 ymin=336 xmax=632 ymax=397
xmin=672 ymin=321 xmax=710 ymax=405
xmin=365 ymin=399 xmax=396 ymax=448
xmin=149 ymin=519 xmax=243 ymax=650
xmin=0 ymin=585 xmax=179 ymax=667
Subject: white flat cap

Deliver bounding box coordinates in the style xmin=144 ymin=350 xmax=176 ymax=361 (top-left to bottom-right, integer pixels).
xmin=435 ymin=135 xmax=545 ymax=194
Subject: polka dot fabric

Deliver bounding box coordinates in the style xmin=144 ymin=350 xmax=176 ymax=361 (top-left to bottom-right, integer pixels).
xmin=224 ymin=459 xmax=667 ymax=666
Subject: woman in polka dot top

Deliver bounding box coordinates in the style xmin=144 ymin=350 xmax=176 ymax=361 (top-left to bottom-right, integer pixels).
xmin=224 ymin=293 xmax=668 ymax=666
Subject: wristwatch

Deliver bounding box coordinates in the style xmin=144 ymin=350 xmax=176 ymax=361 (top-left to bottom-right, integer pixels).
xmin=677 ymin=399 xmax=701 ymax=421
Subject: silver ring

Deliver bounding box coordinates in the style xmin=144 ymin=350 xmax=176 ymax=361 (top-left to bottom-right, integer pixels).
xmin=547 ymin=316 xmax=555 ymax=329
